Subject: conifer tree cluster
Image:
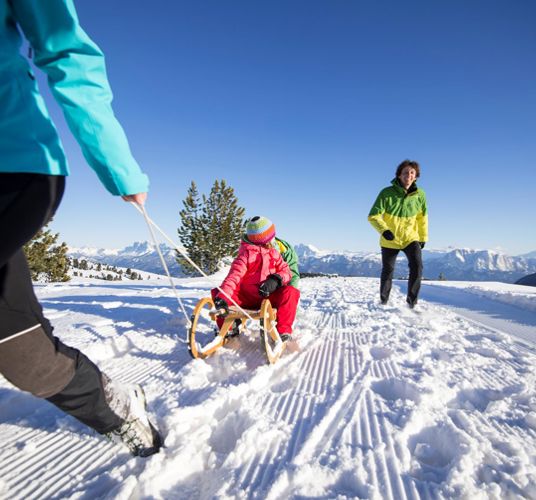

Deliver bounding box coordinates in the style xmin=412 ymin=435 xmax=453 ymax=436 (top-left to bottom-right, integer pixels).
xmin=23 ymin=223 xmax=70 ymax=282
xmin=177 ymin=180 xmax=245 ymax=275
xmin=70 ymin=260 xmax=146 ymax=281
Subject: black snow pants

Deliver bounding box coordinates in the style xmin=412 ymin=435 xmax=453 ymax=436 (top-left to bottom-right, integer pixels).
xmin=380 ymin=241 xmax=423 ymax=306
xmin=0 ymin=173 xmax=122 ymax=434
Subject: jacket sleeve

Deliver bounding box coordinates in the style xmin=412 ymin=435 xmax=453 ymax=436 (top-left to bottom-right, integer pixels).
xmin=218 ymin=249 xmax=249 ymax=300
xmin=11 ymin=0 xmax=149 ymax=196
xmin=417 ymin=191 xmax=428 ymax=242
xmin=367 ymin=189 xmax=390 ymax=234
xmin=283 ymin=244 xmax=300 ymax=288
xmin=274 ymin=253 xmax=292 ymax=286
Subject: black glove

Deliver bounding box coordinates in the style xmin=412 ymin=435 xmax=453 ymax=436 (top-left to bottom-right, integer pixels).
xmin=419 ymin=242 xmax=426 ymax=249
xmin=259 ymin=274 xmax=282 ymax=297
xmin=382 ymin=230 xmax=395 ymax=241
xmin=214 ymin=297 xmax=229 ymax=315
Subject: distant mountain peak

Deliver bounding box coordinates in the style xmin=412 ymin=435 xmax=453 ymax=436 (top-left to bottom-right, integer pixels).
xmin=121 ymin=241 xmax=170 ymax=255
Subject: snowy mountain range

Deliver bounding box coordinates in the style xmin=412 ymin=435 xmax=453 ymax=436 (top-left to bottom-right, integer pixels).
xmin=67 ymin=241 xmax=536 ymax=283
xmin=68 ymin=241 xmax=183 ymax=276
xmin=294 ymin=244 xmax=536 ymax=282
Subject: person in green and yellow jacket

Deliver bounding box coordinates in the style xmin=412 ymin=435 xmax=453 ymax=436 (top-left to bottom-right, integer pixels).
xmin=0 ymin=0 xmax=161 ymax=457
xmin=368 ymin=160 xmax=428 ymax=308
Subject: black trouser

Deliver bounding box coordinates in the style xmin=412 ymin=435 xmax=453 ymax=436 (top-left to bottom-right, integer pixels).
xmin=0 ymin=173 xmax=122 ymax=434
xmin=380 ymin=241 xmax=423 ymax=306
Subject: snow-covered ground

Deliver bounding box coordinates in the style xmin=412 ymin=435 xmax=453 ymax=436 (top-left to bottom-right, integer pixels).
xmin=419 ymin=281 xmax=536 ymax=347
xmin=1 ymin=276 xmax=535 ymax=499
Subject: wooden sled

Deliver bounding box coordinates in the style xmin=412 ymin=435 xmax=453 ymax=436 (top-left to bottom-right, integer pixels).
xmin=187 ymin=297 xmax=286 ymax=364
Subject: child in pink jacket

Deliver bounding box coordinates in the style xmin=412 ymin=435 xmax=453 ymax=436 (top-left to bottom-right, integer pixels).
xmin=212 ymin=216 xmax=300 ymax=341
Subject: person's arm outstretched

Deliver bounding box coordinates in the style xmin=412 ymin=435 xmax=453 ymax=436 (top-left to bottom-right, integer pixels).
xmin=12 ymin=0 xmax=149 ymax=198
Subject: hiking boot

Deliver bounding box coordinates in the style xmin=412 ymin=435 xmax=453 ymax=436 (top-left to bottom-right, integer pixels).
xmin=225 ymin=319 xmax=242 ymax=339
xmin=279 ymin=332 xmax=292 ymax=342
xmin=105 ymin=383 xmax=162 ymax=457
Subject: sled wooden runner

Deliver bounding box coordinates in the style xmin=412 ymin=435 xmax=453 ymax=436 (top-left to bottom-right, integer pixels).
xmin=187 ymin=297 xmax=285 ymax=364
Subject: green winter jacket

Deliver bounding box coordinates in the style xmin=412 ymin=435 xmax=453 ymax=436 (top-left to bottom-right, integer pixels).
xmin=274 ymin=237 xmax=300 ymax=288
xmin=0 ymin=0 xmax=149 ymax=195
xmin=368 ymin=179 xmax=428 ymax=250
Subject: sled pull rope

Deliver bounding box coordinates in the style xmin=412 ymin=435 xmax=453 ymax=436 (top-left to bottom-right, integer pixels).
xmin=135 ymin=204 xmax=190 ymax=326
xmin=131 ymin=203 xmax=262 ymax=329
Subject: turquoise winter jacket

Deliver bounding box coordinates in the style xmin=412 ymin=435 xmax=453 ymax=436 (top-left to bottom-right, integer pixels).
xmin=0 ymin=0 xmax=149 ymax=195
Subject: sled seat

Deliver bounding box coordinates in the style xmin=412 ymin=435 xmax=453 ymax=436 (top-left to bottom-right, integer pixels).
xmin=209 ymin=305 xmax=276 ymax=321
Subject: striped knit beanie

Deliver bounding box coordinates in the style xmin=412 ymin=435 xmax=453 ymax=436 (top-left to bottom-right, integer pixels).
xmin=246 ymin=216 xmax=276 ymax=245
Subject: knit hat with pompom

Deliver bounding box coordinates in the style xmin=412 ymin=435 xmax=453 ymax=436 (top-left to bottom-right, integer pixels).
xmin=246 ymin=216 xmax=276 ymax=245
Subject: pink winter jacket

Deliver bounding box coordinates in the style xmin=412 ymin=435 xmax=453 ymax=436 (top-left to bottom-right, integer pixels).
xmin=217 ymin=241 xmax=292 ymax=301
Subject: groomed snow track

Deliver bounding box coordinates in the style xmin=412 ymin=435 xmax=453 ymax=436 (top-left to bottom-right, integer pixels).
xmin=1 ymin=277 xmax=535 ymax=498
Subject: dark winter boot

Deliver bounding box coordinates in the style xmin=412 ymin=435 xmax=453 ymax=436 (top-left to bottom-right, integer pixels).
xmin=279 ymin=332 xmax=292 ymax=342
xmin=221 ymin=319 xmax=241 ymax=339
xmin=104 ymin=380 xmax=162 ymax=457
xmin=227 ymin=319 xmax=242 ymax=338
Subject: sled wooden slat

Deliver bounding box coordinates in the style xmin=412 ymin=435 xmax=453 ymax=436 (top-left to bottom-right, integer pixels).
xmin=260 ymin=299 xmax=286 ymax=364
xmin=208 ymin=306 xmax=267 ymax=321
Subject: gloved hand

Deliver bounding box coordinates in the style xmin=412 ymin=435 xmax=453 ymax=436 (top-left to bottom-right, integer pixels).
xmin=259 ymin=274 xmax=282 ymax=297
xmin=214 ymin=296 xmax=229 ymax=315
xmin=419 ymin=242 xmax=426 ymax=249
xmin=382 ymin=230 xmax=395 ymax=241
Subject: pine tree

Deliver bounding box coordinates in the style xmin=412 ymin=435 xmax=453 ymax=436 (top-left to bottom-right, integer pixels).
xmin=177 ymin=179 xmax=245 ymax=275
xmin=177 ymin=181 xmax=206 ymax=276
xmin=202 ymin=180 xmax=245 ymax=274
xmin=23 ymin=222 xmax=70 ymax=282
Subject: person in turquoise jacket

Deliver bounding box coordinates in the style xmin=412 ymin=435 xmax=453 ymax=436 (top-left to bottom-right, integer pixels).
xmin=0 ymin=0 xmax=149 ymax=197
xmin=0 ymin=0 xmax=160 ymax=457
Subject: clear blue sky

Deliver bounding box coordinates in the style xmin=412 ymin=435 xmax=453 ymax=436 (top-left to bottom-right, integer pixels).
xmin=36 ymin=0 xmax=535 ymax=255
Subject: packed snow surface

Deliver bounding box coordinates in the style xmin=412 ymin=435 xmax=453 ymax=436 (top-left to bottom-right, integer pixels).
xmin=1 ymin=276 xmax=535 ymax=499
